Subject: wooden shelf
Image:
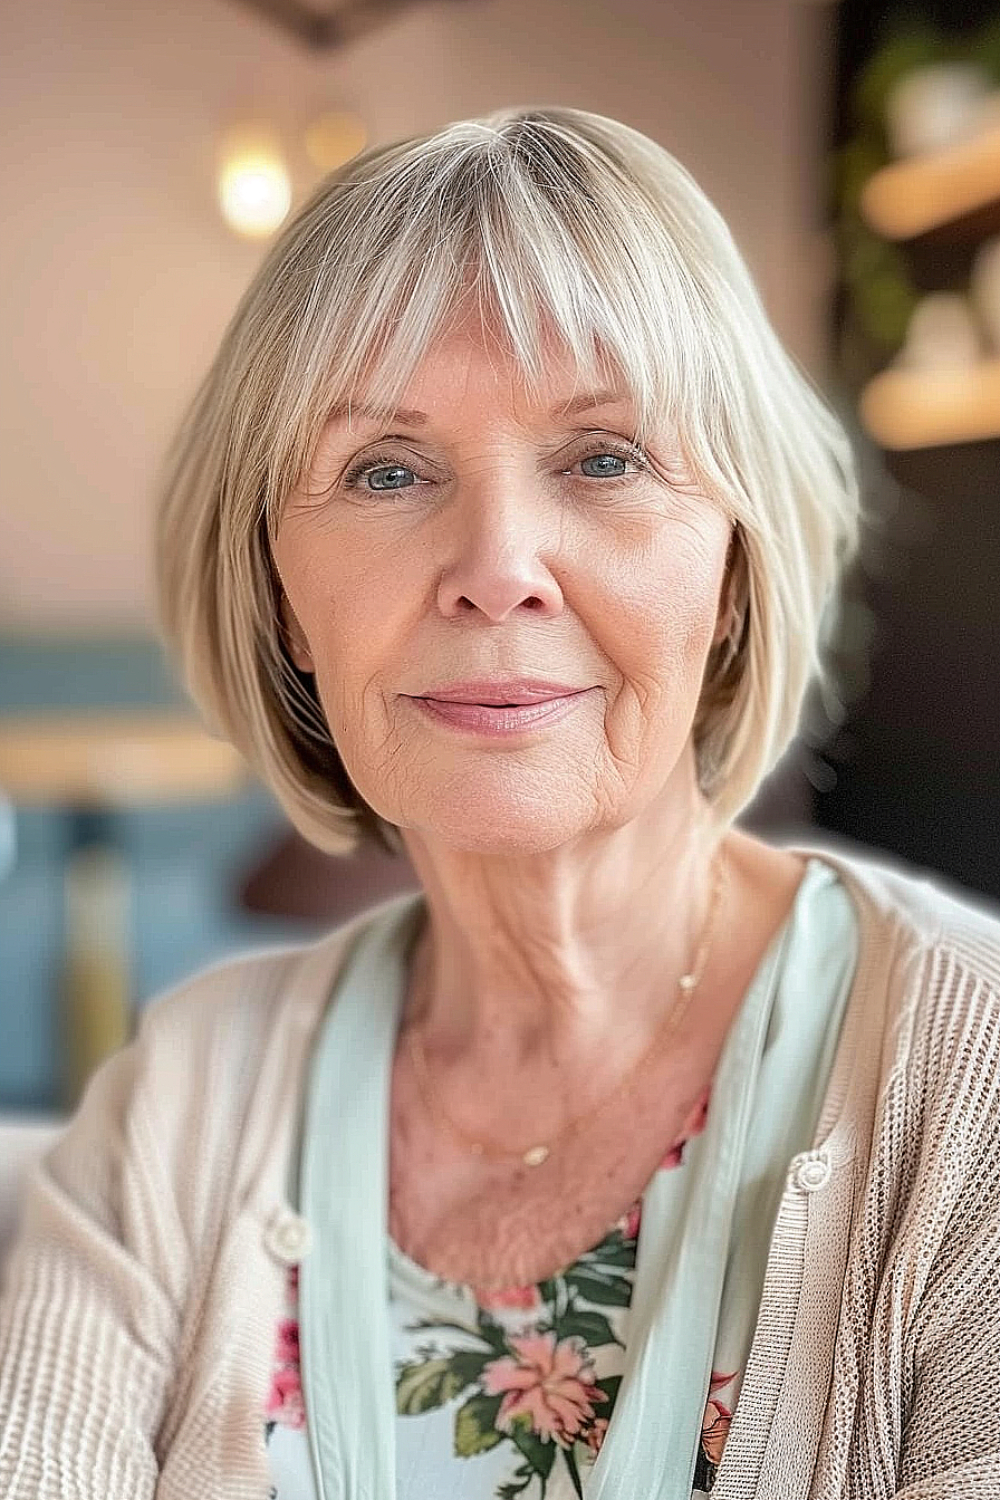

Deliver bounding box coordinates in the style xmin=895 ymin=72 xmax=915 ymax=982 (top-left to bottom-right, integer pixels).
xmin=860 ymin=124 xmax=1000 ymax=240
xmin=859 ymin=357 xmax=1000 ymax=450
xmin=0 ymin=710 xmax=247 ymax=807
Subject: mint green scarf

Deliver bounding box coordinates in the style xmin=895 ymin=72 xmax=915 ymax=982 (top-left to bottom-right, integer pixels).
xmin=298 ymin=887 xmax=793 ymax=1500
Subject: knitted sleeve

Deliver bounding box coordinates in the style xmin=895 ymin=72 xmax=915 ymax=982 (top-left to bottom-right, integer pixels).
xmin=0 ymin=1020 xmax=186 ymax=1497
xmin=893 ymin=960 xmax=1000 ymax=1496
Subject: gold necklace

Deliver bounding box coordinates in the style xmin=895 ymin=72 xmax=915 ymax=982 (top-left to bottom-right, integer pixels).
xmin=405 ymin=842 xmax=727 ymax=1169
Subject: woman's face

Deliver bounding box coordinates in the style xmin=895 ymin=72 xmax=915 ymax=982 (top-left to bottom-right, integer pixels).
xmin=272 ymin=323 xmax=734 ymax=852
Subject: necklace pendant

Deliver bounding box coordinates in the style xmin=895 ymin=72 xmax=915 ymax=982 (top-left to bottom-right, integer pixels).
xmin=522 ymin=1144 xmax=549 ymax=1167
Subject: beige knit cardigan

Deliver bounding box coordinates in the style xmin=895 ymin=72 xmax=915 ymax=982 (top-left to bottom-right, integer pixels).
xmin=1 ymin=845 xmax=999 ymax=1499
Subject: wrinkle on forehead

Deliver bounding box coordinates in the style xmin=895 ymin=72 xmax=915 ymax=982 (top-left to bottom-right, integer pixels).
xmin=322 ymin=385 xmax=637 ymax=436
xmin=337 ymin=291 xmax=630 ymax=432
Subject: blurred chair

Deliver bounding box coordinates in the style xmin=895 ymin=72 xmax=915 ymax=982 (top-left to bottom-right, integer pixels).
xmin=0 ymin=710 xmax=248 ymax=1111
xmin=0 ymin=1116 xmax=65 ymax=1270
xmin=239 ymin=823 xmax=418 ymax=926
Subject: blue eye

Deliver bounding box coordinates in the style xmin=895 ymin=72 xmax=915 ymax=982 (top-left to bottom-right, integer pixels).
xmin=360 ymin=463 xmax=415 ymax=491
xmin=580 ymin=452 xmax=629 ymax=478
xmin=342 ymin=454 xmax=418 ymax=492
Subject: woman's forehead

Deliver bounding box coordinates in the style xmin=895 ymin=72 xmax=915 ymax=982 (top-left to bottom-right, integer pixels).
xmin=323 ymin=385 xmax=638 ymax=435
xmin=330 ymin=327 xmax=637 ymax=433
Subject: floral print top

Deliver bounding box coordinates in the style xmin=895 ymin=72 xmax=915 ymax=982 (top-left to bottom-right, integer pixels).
xmin=264 ymin=1086 xmax=734 ymax=1499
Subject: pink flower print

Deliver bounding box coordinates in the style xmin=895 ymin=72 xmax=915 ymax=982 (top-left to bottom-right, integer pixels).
xmin=273 ymin=1316 xmax=300 ymax=1367
xmin=482 ymin=1331 xmax=605 ymax=1447
xmin=266 ymin=1364 xmax=305 ymax=1429
xmin=266 ymin=1277 xmax=304 ymax=1432
xmin=701 ymin=1368 xmax=737 ymax=1466
xmin=475 ymin=1283 xmax=543 ymax=1312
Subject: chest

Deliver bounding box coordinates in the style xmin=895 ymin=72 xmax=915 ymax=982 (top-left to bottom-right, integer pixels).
xmin=387 ymin=1058 xmax=715 ymax=1289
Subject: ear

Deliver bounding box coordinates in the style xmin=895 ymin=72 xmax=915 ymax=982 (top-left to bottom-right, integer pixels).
xmin=280 ymin=593 xmax=315 ymax=673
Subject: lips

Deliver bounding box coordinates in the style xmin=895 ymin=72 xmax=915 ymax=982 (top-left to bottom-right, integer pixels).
xmin=415 ymin=679 xmax=584 ymax=705
xmin=406 ymin=681 xmax=592 ymax=737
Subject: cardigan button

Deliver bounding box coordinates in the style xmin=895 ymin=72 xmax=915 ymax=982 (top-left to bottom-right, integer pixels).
xmin=264 ymin=1207 xmax=314 ymax=1264
xmin=793 ymin=1152 xmax=831 ymax=1192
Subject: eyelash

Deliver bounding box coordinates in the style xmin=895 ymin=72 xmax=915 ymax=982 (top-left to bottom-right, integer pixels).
xmin=341 ymin=440 xmax=649 ymax=492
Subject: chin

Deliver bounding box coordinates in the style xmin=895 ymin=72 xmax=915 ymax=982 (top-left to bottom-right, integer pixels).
xmin=385 ymin=776 xmax=613 ymax=856
xmin=417 ymin=818 xmax=583 ymax=856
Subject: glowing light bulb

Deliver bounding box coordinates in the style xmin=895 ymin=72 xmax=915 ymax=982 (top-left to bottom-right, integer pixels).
xmin=218 ymin=135 xmax=292 ymax=239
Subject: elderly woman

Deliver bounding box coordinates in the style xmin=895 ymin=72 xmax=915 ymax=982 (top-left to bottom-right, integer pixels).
xmin=1 ymin=106 xmax=998 ymax=1500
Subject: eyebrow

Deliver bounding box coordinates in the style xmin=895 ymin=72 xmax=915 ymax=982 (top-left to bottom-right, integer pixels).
xmin=325 ymin=388 xmax=632 ymax=428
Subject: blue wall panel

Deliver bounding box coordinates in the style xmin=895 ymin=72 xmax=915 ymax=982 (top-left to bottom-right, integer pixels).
xmin=0 ymin=635 xmax=321 ymax=1112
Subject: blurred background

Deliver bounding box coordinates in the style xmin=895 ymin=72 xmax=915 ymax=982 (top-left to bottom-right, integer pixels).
xmin=2 ymin=0 xmax=999 ymax=1115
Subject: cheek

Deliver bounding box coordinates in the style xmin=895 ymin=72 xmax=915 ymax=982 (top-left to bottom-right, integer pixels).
xmin=605 ymin=528 xmax=726 ymax=678
xmin=274 ymin=537 xmax=386 ymax=740
xmin=309 ymin=600 xmax=389 ymax=734
xmin=281 ymin=523 xmax=398 ymax=660
xmin=594 ymin=526 xmax=728 ymax=756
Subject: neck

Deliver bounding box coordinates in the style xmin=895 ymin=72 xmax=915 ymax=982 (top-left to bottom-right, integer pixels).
xmin=399 ymin=766 xmax=724 ymax=1073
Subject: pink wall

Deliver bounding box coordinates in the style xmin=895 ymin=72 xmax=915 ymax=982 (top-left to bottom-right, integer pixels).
xmin=0 ymin=0 xmax=837 ymax=628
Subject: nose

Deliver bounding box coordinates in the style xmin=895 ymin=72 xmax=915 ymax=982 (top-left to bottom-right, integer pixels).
xmin=435 ymin=483 xmax=565 ymax=623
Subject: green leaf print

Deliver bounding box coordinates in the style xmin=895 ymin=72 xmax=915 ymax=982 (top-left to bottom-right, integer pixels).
xmin=396 ymin=1357 xmax=473 ymax=1415
xmin=450 ymin=1347 xmax=498 ymax=1384
xmin=595 ymin=1374 xmax=622 ymax=1406
xmin=580 ymin=1237 xmax=636 ymax=1270
xmin=496 ymin=1468 xmax=535 ymax=1500
xmin=454 ymin=1392 xmax=505 ymax=1456
xmin=557 ymin=1309 xmax=620 ymax=1349
xmin=508 ymin=1417 xmax=558 ymax=1482
xmin=563 ymin=1269 xmax=634 ymax=1307
xmin=562 ymin=1443 xmax=584 ymax=1499
xmin=476 ymin=1310 xmax=511 ymax=1351
xmin=497 ymin=1458 xmax=549 ymax=1500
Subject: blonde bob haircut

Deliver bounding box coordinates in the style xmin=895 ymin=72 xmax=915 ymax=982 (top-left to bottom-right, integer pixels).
xmin=157 ymin=104 xmax=859 ymax=854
